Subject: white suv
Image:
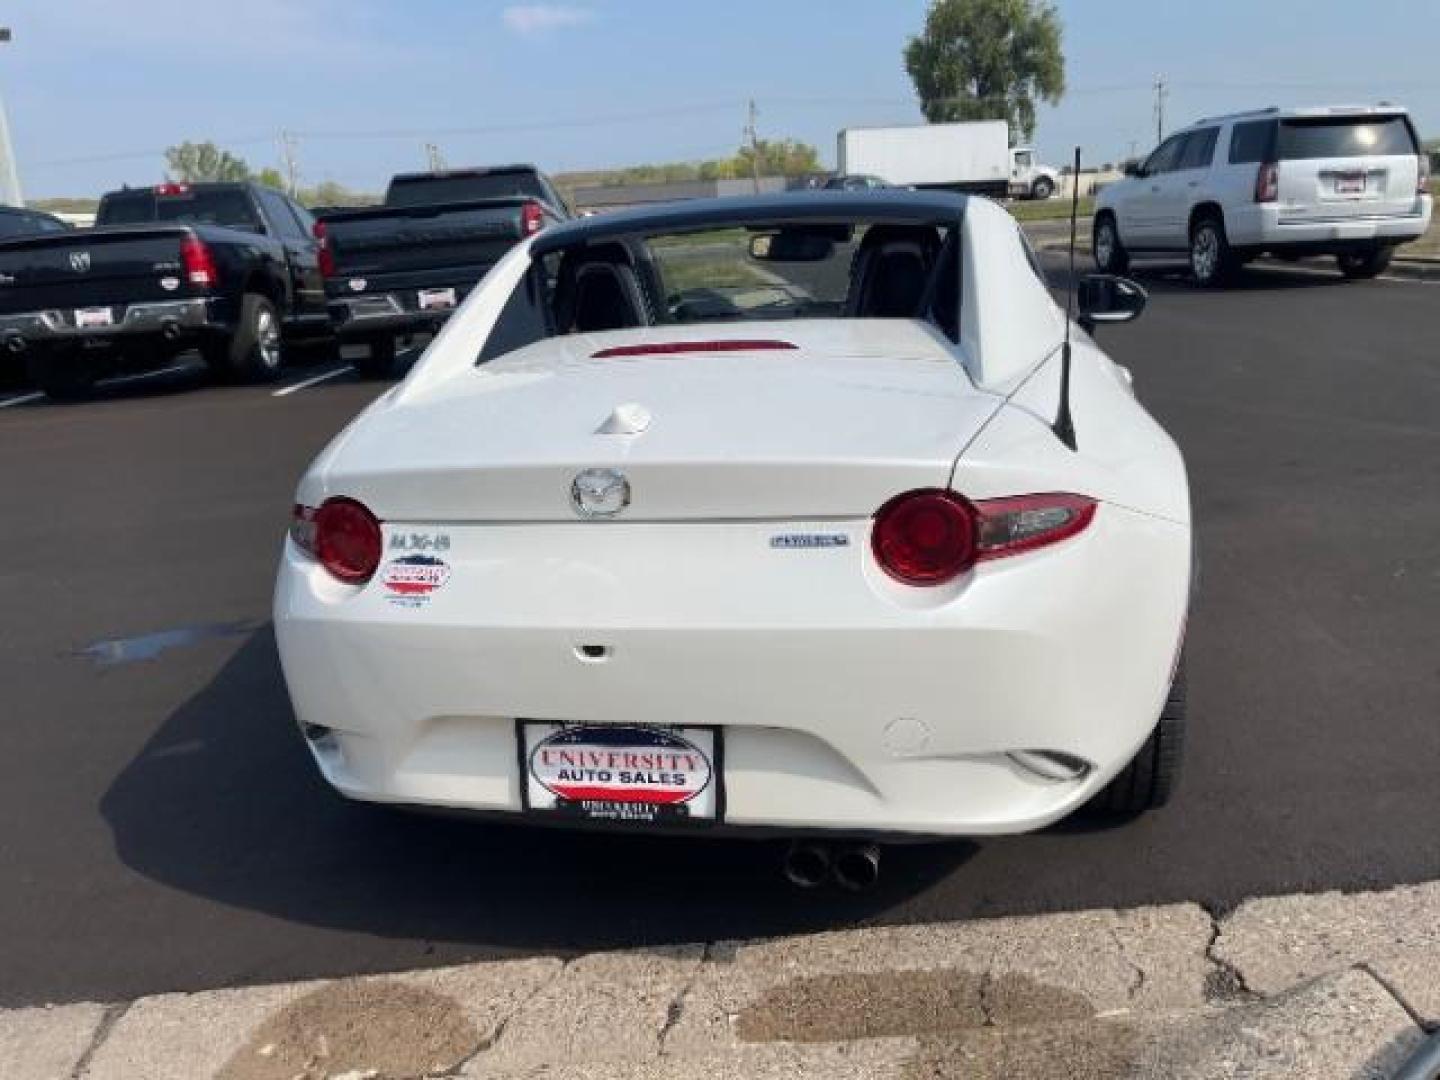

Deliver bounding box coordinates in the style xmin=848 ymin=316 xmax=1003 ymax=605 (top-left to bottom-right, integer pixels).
xmin=1095 ymin=106 xmax=1433 ymax=285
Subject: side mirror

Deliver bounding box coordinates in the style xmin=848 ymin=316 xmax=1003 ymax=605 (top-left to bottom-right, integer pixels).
xmin=1123 ymin=161 xmax=1145 ymax=178
xmin=1078 ymin=274 xmax=1147 ymax=331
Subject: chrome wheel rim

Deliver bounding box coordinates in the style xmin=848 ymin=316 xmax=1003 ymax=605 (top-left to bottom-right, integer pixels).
xmin=1095 ymin=224 xmax=1115 ymax=267
xmin=256 ymin=307 xmax=280 ymax=370
xmin=1192 ymin=227 xmax=1219 ymax=280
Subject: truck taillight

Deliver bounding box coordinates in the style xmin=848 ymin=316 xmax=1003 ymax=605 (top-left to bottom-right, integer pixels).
xmin=313 ymin=220 xmax=336 ymax=277
xmin=521 ymin=201 xmax=545 ymax=236
xmin=1254 ymin=162 xmax=1279 ymax=203
xmin=180 ymin=235 xmax=217 ymax=287
xmin=154 ymin=183 xmax=190 ymax=196
xmin=1420 ymin=153 xmax=1432 ymax=196
xmin=871 ymin=490 xmax=1096 ymax=586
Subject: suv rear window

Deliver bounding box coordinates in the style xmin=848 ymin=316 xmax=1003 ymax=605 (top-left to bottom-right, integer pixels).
xmin=386 ymin=171 xmax=546 ymax=208
xmin=1277 ymin=117 xmax=1417 ymax=160
xmin=99 ymin=189 xmax=263 ymax=231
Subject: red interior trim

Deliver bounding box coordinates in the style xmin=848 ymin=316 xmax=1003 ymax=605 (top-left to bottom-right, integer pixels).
xmin=592 ymin=339 xmax=798 ymax=359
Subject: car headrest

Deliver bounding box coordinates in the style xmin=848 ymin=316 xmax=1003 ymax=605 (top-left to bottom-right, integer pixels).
xmin=553 ymin=243 xmax=655 ymax=333
xmin=846 ymin=224 xmax=942 ymax=319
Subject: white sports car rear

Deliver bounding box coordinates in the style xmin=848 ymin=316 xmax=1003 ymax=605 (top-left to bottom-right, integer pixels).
xmin=274 ymin=191 xmax=1191 ymax=841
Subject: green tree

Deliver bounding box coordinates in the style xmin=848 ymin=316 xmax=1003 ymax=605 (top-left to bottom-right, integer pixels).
xmin=735 ymin=138 xmax=822 ymax=178
xmin=252 ymin=167 xmax=287 ymax=191
xmin=163 ymin=141 xmax=253 ymax=183
xmin=903 ymin=0 xmax=1065 ymax=142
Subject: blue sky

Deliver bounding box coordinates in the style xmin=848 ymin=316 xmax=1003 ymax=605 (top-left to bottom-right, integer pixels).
xmin=5 ymin=0 xmax=1438 ymax=198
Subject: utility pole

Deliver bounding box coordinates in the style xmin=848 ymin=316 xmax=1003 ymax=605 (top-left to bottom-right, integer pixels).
xmin=1153 ymin=76 xmax=1168 ymax=145
xmin=0 ymin=28 xmax=23 ymax=207
xmin=744 ymin=99 xmax=761 ymax=194
xmin=425 ymin=142 xmax=446 ymax=172
xmin=278 ymin=130 xmax=299 ymax=197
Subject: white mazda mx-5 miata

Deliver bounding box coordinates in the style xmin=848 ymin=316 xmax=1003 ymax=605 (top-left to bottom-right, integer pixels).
xmin=275 ymin=191 xmax=1191 ymax=848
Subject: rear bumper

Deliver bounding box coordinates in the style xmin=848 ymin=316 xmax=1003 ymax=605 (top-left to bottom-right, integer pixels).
xmin=1228 ymin=197 xmax=1432 ymax=251
xmin=273 ymin=506 xmax=1191 ymax=838
xmin=0 ymin=298 xmax=221 ymax=349
xmin=328 ymin=288 xmax=472 ymax=340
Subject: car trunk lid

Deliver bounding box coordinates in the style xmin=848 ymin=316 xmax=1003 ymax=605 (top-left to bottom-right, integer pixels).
xmin=1275 ymin=113 xmax=1422 ymax=222
xmin=322 ymin=320 xmax=1005 ymax=522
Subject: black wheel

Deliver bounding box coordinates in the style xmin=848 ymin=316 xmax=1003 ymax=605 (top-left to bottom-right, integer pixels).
xmin=26 ymin=348 xmax=99 ymax=401
xmin=1189 ymin=214 xmax=1235 ymax=287
xmin=1337 ymin=246 xmax=1393 ymax=280
xmin=1089 ymin=658 xmax=1187 ymax=816
xmin=352 ymin=336 xmax=398 ymax=379
xmin=1031 ymin=176 xmax=1055 ymax=201
xmin=203 ymin=293 xmax=283 ymax=384
xmin=1092 ymin=213 xmax=1129 ymax=274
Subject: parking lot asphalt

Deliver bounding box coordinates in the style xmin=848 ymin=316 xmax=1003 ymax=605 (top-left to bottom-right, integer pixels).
xmin=1 ymin=263 xmax=1437 ymax=1009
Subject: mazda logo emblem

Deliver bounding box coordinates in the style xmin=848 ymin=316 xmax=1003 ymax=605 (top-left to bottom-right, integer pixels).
xmin=570 ymin=469 xmax=630 ymax=519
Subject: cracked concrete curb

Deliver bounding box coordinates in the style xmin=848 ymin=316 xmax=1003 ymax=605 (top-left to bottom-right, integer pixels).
xmin=6 ymin=885 xmax=1440 ymax=1078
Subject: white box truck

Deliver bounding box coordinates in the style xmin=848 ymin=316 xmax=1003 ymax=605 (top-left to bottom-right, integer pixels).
xmin=836 ymin=121 xmax=1059 ymax=199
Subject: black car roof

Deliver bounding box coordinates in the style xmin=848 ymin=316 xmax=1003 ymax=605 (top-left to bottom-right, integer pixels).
xmin=533 ymin=190 xmax=968 ymax=255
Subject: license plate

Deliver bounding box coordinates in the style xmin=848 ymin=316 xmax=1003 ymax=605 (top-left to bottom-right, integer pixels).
xmin=1334 ymin=173 xmax=1366 ymax=195
xmin=521 ymin=723 xmax=720 ymax=824
xmin=74 ymin=307 xmax=114 ymax=329
xmin=417 ymin=287 xmax=457 ymax=311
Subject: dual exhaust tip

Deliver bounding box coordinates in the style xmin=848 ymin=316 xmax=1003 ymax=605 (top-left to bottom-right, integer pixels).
xmin=783 ymin=840 xmax=882 ymax=891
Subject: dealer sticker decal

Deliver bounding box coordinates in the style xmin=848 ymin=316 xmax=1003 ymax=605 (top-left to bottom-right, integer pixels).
xmin=380 ymin=554 xmax=450 ymax=607
xmin=525 ymin=724 xmax=716 ymax=823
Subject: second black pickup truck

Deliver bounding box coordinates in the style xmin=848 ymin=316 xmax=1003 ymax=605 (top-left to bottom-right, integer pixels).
xmin=0 ymin=182 xmax=334 ymax=398
xmin=315 ymin=165 xmax=569 ymax=376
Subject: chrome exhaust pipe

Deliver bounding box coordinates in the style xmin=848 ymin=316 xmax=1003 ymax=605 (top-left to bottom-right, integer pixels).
xmin=161 ymin=321 xmax=182 ymax=341
xmin=782 ymin=841 xmax=832 ymax=889
xmin=831 ymin=842 xmax=882 ymax=892
xmin=5 ymin=334 xmax=26 ymax=354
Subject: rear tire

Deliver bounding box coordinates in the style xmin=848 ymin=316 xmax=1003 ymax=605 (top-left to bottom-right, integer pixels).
xmin=1337 ymin=246 xmax=1393 ymax=280
xmin=1088 ymin=658 xmax=1187 ymax=816
xmin=1189 ymin=215 xmax=1236 ymax=287
xmin=203 ymin=293 xmax=283 ymax=384
xmin=1093 ymin=214 xmax=1130 ymax=274
xmin=352 ymin=336 xmax=398 ymax=379
xmin=1031 ymin=176 xmax=1055 ymax=201
xmin=27 ymin=348 xmax=99 ymax=401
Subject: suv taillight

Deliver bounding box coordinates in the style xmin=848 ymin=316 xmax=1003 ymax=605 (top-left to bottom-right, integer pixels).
xmin=179 ymin=235 xmax=217 ymax=287
xmin=1419 ymin=153 xmax=1432 ymax=196
xmin=313 ymin=220 xmax=336 ymax=277
xmin=871 ymin=490 xmax=1096 ymax=586
xmin=521 ymin=201 xmax=545 ymax=236
xmin=1254 ymin=162 xmax=1279 ymax=203
xmin=292 ymin=498 xmax=383 ymax=584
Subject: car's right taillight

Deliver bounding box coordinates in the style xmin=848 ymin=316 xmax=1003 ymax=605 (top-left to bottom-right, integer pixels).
xmin=313 ymin=220 xmax=336 ymax=277
xmin=292 ymin=498 xmax=382 ymax=584
xmin=521 ymin=201 xmax=545 ymax=236
xmin=871 ymin=490 xmax=1096 ymax=587
xmin=1419 ymin=152 xmax=1432 ymax=196
xmin=1254 ymin=161 xmax=1279 ymax=203
xmin=180 ymin=234 xmax=217 ymax=287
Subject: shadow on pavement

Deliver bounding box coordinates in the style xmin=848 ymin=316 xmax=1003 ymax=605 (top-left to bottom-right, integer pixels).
xmin=100 ymin=626 xmax=976 ymax=954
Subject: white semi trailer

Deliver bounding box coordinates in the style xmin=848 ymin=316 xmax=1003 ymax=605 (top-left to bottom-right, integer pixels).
xmin=837 ymin=120 xmax=1059 ymax=199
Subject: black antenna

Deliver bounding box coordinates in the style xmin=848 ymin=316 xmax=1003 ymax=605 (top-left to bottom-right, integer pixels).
xmin=1052 ymin=145 xmax=1081 ymax=451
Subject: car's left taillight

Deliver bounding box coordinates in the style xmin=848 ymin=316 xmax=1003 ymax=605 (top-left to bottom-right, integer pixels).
xmin=871 ymin=490 xmax=1096 ymax=586
xmin=521 ymin=200 xmax=545 ymax=236
xmin=313 ymin=220 xmax=336 ymax=277
xmin=291 ymin=498 xmax=382 ymax=584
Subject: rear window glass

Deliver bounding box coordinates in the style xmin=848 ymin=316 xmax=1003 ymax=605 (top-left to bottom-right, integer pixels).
xmin=1229 ymin=120 xmax=1277 ymax=164
xmin=386 ymin=172 xmax=546 ymax=208
xmin=0 ymin=213 xmax=64 ymax=238
xmin=99 ymin=189 xmax=263 ymax=231
xmin=1278 ymin=117 xmax=1417 ymax=160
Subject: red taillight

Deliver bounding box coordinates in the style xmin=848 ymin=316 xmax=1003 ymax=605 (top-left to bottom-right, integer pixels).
xmin=297 ymin=498 xmax=383 ymax=584
xmin=521 ymin=201 xmax=545 ymax=236
xmin=1419 ymin=153 xmax=1432 ymax=196
xmin=154 ymin=183 xmax=190 ymax=196
xmin=1254 ymin=162 xmax=1279 ymax=203
xmin=871 ymin=490 xmax=1097 ymax=586
xmin=179 ymin=234 xmax=217 ymax=288
xmin=313 ymin=220 xmax=336 ymax=278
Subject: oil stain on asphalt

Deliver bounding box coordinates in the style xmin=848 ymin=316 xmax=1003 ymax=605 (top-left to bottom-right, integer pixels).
xmin=73 ymin=619 xmax=262 ymax=666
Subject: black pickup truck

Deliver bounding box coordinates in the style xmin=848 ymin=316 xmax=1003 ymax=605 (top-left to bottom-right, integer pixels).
xmin=316 ymin=165 xmax=569 ymax=376
xmin=0 ymin=182 xmax=334 ymax=398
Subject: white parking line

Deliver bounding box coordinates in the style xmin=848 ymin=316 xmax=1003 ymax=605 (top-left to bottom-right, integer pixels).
xmin=0 ymin=391 xmax=43 ymax=409
xmin=272 ymin=365 xmax=354 ymax=397
xmin=99 ymin=363 xmax=194 ymax=388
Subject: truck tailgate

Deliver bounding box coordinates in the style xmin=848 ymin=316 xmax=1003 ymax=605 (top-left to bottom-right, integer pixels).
xmin=0 ymin=227 xmax=197 ymax=313
xmin=320 ymin=199 xmax=530 ymax=289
